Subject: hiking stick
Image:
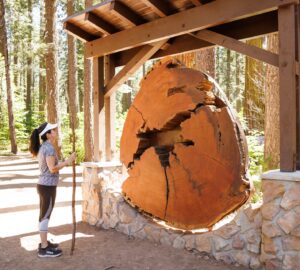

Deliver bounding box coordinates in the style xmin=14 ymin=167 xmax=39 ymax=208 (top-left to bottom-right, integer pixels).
xmin=70 ymin=128 xmax=76 ymax=255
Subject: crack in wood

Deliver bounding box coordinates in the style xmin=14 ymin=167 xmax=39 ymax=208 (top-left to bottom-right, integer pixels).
xmin=120 ymin=59 xmax=251 ymax=230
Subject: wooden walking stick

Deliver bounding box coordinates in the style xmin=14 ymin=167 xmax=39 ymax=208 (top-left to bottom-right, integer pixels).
xmin=70 ymin=127 xmax=76 ymax=255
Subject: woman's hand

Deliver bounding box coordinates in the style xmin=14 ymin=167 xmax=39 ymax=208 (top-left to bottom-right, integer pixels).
xmin=67 ymin=152 xmax=76 ymax=165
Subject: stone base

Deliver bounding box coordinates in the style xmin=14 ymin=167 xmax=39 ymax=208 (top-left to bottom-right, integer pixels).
xmin=81 ymin=161 xmax=262 ymax=269
xmin=261 ymin=170 xmax=300 ymax=270
xmin=81 ymin=166 xmax=300 ymax=270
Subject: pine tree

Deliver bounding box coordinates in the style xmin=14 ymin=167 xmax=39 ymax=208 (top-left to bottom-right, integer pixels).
xmin=67 ymin=0 xmax=79 ymax=131
xmin=264 ymin=33 xmax=280 ymax=169
xmin=0 ymin=0 xmax=18 ymax=153
xmin=244 ymin=37 xmax=265 ymax=132
xmin=44 ymin=0 xmax=62 ymax=157
xmin=83 ymin=0 xmax=94 ymax=161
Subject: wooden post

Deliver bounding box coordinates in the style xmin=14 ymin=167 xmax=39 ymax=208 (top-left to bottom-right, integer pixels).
xmin=104 ymin=55 xmax=116 ymax=161
xmin=93 ymin=57 xmax=105 ymax=161
xmin=296 ymin=4 xmax=300 ymax=169
xmin=278 ymin=4 xmax=297 ymax=171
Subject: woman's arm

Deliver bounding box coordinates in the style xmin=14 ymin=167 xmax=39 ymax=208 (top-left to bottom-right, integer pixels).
xmin=46 ymin=153 xmax=76 ymax=174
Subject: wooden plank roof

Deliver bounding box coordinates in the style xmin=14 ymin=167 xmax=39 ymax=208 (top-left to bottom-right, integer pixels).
xmin=63 ymin=0 xmax=201 ymax=41
xmin=63 ymin=0 xmax=294 ymax=66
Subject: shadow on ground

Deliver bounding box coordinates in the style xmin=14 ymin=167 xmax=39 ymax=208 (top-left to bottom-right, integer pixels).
xmin=0 ymin=154 xmax=249 ymax=270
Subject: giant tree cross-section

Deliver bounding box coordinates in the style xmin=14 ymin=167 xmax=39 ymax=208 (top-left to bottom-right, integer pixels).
xmin=120 ymin=59 xmax=251 ymax=230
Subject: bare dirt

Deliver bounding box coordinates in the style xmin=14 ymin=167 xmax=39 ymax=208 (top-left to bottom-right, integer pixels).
xmin=0 ymin=153 xmax=249 ymax=270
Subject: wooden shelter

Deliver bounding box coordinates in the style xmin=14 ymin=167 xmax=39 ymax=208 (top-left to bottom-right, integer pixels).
xmin=64 ymin=0 xmax=300 ymax=172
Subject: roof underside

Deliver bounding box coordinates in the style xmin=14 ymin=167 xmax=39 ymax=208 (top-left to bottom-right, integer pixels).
xmin=63 ymin=0 xmax=279 ymax=67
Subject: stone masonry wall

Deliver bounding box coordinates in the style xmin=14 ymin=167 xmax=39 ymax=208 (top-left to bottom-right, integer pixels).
xmin=81 ymin=163 xmax=263 ymax=269
xmin=260 ymin=177 xmax=300 ymax=270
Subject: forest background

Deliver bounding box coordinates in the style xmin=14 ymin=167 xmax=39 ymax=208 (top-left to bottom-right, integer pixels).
xmin=0 ymin=0 xmax=280 ymax=203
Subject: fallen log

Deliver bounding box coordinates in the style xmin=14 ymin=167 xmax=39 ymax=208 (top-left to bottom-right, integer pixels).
xmin=121 ymin=59 xmax=251 ymax=230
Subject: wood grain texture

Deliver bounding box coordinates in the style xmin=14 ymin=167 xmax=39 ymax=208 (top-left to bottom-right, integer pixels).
xmin=121 ymin=59 xmax=251 ymax=230
xmin=278 ymin=5 xmax=297 ymax=171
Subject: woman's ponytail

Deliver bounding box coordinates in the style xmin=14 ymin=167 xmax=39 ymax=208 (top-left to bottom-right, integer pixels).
xmin=29 ymin=129 xmax=40 ymax=156
xmin=29 ymin=122 xmax=48 ymax=156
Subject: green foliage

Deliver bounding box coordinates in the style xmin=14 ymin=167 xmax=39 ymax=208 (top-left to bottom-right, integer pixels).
xmin=61 ymin=112 xmax=85 ymax=165
xmin=215 ymin=47 xmax=245 ymax=114
xmin=247 ymin=130 xmax=265 ymax=177
xmin=251 ymin=179 xmax=262 ymax=203
xmin=246 ymin=130 xmax=264 ymax=203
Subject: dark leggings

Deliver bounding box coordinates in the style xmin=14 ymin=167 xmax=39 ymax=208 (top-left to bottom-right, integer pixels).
xmin=37 ymin=184 xmax=56 ymax=232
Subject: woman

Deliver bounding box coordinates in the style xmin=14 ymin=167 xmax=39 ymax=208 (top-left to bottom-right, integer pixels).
xmin=29 ymin=122 xmax=76 ymax=258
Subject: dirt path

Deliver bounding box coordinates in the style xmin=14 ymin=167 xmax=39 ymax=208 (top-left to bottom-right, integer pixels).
xmin=0 ymin=154 xmax=248 ymax=270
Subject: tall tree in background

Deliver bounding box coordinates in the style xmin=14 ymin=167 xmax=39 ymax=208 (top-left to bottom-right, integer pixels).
xmin=45 ymin=0 xmax=62 ymax=157
xmin=264 ymin=33 xmax=280 ymax=169
xmin=225 ymin=49 xmax=231 ymax=98
xmin=83 ymin=0 xmax=94 ymax=161
xmin=67 ymin=0 xmax=79 ymax=130
xmin=196 ymin=48 xmax=215 ymax=77
xmin=244 ymin=37 xmax=265 ymax=132
xmin=175 ymin=48 xmax=215 ymax=76
xmin=0 ymin=0 xmax=18 ymax=153
xmin=39 ymin=0 xmax=46 ymax=115
xmin=25 ymin=0 xmax=33 ymax=131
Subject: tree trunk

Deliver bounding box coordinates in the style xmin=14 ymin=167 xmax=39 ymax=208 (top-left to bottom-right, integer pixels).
xmin=26 ymin=0 xmax=33 ymax=132
xmin=44 ymin=0 xmax=62 ymax=157
xmin=196 ymin=47 xmax=215 ymax=77
xmin=121 ymin=59 xmax=251 ymax=230
xmin=244 ymin=38 xmax=265 ymax=132
xmin=83 ymin=0 xmax=94 ymax=161
xmin=225 ymin=49 xmax=231 ymax=98
xmin=0 ymin=0 xmax=18 ymax=153
xmin=264 ymin=33 xmax=280 ymax=169
xmin=175 ymin=48 xmax=215 ymax=77
xmin=235 ymin=53 xmax=242 ymax=113
xmin=39 ymin=0 xmax=46 ymax=115
xmin=67 ymin=0 xmax=79 ymax=131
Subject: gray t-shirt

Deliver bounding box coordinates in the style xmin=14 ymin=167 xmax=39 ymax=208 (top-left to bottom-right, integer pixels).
xmin=38 ymin=141 xmax=59 ymax=186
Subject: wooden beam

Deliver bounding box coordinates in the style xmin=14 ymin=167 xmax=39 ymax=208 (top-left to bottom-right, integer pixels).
xmin=190 ymin=0 xmax=202 ymax=6
xmin=93 ymin=57 xmax=105 ymax=162
xmin=110 ymin=1 xmax=147 ymax=26
xmin=200 ymin=0 xmax=215 ymax=4
xmin=86 ymin=0 xmax=297 ymax=58
xmin=191 ymin=0 xmax=215 ymax=6
xmin=296 ymin=4 xmax=300 ymax=169
xmin=104 ymin=39 xmax=167 ymax=97
xmin=192 ymin=30 xmax=279 ymax=67
xmin=140 ymin=0 xmax=175 ymax=17
xmin=115 ymin=11 xmax=278 ymax=67
xmin=64 ymin=22 xmax=97 ymax=42
xmin=104 ymin=56 xmax=116 ymax=161
xmin=85 ymin=12 xmax=118 ymax=35
xmin=279 ymin=4 xmax=297 ymax=171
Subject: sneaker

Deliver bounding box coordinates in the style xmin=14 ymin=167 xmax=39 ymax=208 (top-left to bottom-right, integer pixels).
xmin=37 ymin=241 xmax=59 ymax=252
xmin=38 ymin=246 xmax=62 ymax=258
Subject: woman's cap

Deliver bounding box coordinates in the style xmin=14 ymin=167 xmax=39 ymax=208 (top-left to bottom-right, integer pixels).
xmin=39 ymin=123 xmax=58 ymax=137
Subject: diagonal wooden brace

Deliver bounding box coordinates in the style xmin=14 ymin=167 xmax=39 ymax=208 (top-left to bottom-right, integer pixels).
xmin=104 ymin=39 xmax=167 ymax=97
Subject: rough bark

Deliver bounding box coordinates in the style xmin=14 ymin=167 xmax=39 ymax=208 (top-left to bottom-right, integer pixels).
xmin=225 ymin=49 xmax=231 ymax=98
xmin=235 ymin=53 xmax=242 ymax=112
xmin=175 ymin=48 xmax=215 ymax=77
xmin=121 ymin=59 xmax=251 ymax=230
xmin=264 ymin=33 xmax=280 ymax=169
xmin=0 ymin=0 xmax=18 ymax=154
xmin=67 ymin=0 xmax=79 ymax=130
xmin=39 ymin=0 xmax=46 ymax=114
xmin=45 ymin=0 xmax=62 ymax=157
xmin=196 ymin=47 xmax=215 ymax=77
xmin=83 ymin=0 xmax=94 ymax=161
xmin=26 ymin=0 xmax=32 ymax=131
xmin=244 ymin=38 xmax=265 ymax=132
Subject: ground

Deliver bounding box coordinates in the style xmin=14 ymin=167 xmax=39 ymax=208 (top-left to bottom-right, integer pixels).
xmin=0 ymin=153 xmax=248 ymax=270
